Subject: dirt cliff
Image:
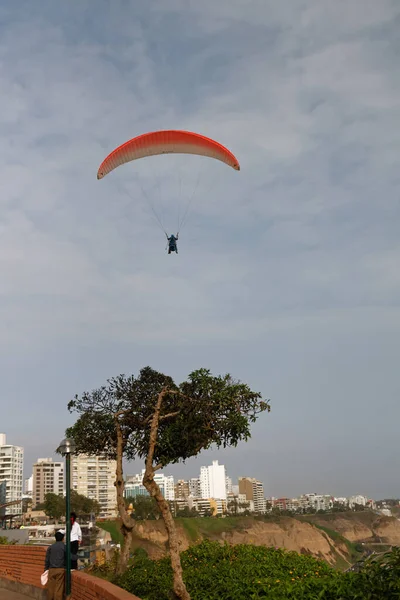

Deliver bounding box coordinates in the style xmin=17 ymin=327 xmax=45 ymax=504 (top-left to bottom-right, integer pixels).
xmin=299 ymin=512 xmax=400 ymax=545
xmin=104 ymin=512 xmax=400 ymax=569
xmin=127 ymin=514 xmax=382 ymax=567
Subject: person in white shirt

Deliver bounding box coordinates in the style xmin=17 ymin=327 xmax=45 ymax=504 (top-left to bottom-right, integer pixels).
xmin=60 ymin=512 xmax=82 ymax=570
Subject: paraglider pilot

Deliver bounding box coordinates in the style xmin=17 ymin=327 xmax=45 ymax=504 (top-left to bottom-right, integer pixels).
xmin=166 ymin=233 xmax=178 ymax=254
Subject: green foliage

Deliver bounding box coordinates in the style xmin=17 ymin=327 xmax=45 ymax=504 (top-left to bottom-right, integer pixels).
xmin=71 ymin=490 xmax=101 ymax=517
xmin=112 ymin=541 xmax=400 ymax=600
xmin=0 ymin=536 xmax=17 ymax=545
xmin=116 ymin=540 xmax=342 ymax=599
xmin=355 ymin=548 xmax=400 ymax=599
xmin=36 ymin=491 xmax=101 ymax=519
xmin=66 ymin=366 xmax=269 ymax=468
xmin=128 ymin=496 xmax=160 ymax=521
xmin=311 ymin=523 xmax=362 ymax=564
xmin=175 ymin=506 xmax=199 ymax=518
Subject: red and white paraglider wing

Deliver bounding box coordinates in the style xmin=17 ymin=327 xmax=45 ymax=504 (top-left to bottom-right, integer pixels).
xmin=97 ymin=130 xmax=240 ymax=179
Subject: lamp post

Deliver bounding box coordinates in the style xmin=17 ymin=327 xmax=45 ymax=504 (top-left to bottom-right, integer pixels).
xmin=57 ymin=438 xmax=76 ymax=599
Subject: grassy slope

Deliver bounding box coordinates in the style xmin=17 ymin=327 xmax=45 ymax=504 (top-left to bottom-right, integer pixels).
xmin=97 ymin=512 xmax=374 ymax=569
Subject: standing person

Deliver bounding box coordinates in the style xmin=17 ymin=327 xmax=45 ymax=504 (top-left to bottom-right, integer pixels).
xmin=61 ymin=512 xmax=82 ymax=570
xmin=44 ymin=530 xmax=65 ymax=600
xmin=70 ymin=512 xmax=82 ymax=570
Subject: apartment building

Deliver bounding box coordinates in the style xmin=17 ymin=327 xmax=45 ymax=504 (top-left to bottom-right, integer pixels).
xmin=24 ymin=475 xmax=33 ymax=496
xmin=125 ymin=470 xmax=175 ymax=501
xmin=32 ymin=458 xmax=64 ymax=506
xmin=188 ymin=478 xmax=201 ymax=498
xmin=71 ymin=454 xmax=117 ymax=518
xmin=175 ymin=479 xmax=190 ymax=500
xmin=200 ymin=460 xmax=226 ymax=500
xmin=238 ymin=476 xmax=266 ymax=513
xmin=0 ymin=433 xmax=24 ymax=516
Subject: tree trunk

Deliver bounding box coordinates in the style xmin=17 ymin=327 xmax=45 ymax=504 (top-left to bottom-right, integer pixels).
xmin=114 ymin=416 xmax=135 ymax=575
xmin=118 ymin=525 xmax=134 ymax=574
xmin=143 ymin=472 xmax=190 ymax=600
xmin=143 ymin=388 xmax=191 ymax=600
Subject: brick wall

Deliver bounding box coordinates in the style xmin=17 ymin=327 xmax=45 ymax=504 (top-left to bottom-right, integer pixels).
xmin=0 ymin=545 xmax=141 ymax=600
xmin=0 ymin=544 xmax=46 ymax=588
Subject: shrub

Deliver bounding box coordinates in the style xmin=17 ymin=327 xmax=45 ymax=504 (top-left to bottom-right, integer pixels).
xmin=117 ymin=540 xmax=347 ymax=599
xmin=104 ymin=541 xmax=400 ymax=600
xmin=0 ymin=536 xmax=16 ymax=545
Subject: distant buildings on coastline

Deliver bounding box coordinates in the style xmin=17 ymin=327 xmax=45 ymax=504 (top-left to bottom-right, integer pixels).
xmin=0 ymin=431 xmax=395 ymax=523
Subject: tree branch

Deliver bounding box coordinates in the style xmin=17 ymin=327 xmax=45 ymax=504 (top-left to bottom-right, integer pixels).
xmin=114 ymin=415 xmax=134 ymax=530
xmin=159 ymin=411 xmax=180 ymax=421
xmin=145 ymin=388 xmax=167 ymax=473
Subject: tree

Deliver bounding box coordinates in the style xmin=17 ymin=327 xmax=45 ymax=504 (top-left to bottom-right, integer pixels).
xmin=176 ymin=506 xmax=198 ymax=518
xmin=36 ymin=491 xmax=101 ymax=521
xmin=70 ymin=490 xmax=101 ymax=518
xmin=66 ymin=366 xmax=269 ymax=600
xmin=227 ymin=497 xmax=251 ymax=516
xmin=128 ymin=495 xmax=160 ymax=520
xmin=37 ymin=493 xmax=64 ymax=520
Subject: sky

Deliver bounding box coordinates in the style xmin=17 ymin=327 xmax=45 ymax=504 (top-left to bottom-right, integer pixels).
xmin=1 ymin=0 xmax=399 ymax=500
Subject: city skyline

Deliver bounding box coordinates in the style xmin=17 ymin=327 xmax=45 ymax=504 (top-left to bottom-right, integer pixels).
xmin=1 ymin=1 xmax=399 ymax=501
xmin=10 ymin=437 xmax=385 ymax=505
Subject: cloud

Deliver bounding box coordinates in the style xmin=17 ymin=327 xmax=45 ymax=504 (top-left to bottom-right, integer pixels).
xmin=1 ymin=0 xmax=399 ymax=497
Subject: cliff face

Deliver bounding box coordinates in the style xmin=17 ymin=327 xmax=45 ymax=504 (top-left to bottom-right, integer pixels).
xmin=124 ymin=513 xmax=396 ymax=567
xmin=299 ymin=512 xmax=400 ymax=545
xmin=125 ymin=513 xmax=400 ymax=568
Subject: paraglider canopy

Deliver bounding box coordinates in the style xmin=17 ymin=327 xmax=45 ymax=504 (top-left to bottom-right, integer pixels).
xmin=97 ymin=130 xmax=240 ymax=180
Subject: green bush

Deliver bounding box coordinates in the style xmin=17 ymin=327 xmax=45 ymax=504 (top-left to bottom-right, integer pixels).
xmin=116 ymin=540 xmax=355 ymax=599
xmin=114 ymin=540 xmax=400 ymax=599
xmin=0 ymin=536 xmax=17 ymax=545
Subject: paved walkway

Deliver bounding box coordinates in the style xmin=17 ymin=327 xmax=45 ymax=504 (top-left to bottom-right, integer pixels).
xmin=0 ymin=589 xmax=33 ymax=599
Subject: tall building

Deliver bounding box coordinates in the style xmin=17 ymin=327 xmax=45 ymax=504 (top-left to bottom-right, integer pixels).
xmin=125 ymin=470 xmax=175 ymax=501
xmin=0 ymin=481 xmax=6 ymax=515
xmin=72 ymin=454 xmax=117 ymax=519
xmin=225 ymin=476 xmax=233 ymax=495
xmin=0 ymin=434 xmax=24 ymax=515
xmin=200 ymin=460 xmax=226 ymax=500
xmin=175 ymin=479 xmax=190 ymax=500
xmin=32 ymin=458 xmax=64 ymax=506
xmin=188 ymin=478 xmax=201 ymax=498
xmin=24 ymin=475 xmax=33 ymax=496
xmin=238 ymin=477 xmax=265 ymax=513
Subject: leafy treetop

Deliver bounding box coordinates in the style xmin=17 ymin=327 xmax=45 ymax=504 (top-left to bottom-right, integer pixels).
xmin=66 ymin=366 xmax=269 ymax=469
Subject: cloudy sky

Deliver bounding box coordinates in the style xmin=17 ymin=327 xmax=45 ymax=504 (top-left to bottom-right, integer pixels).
xmin=1 ymin=0 xmax=399 ymax=500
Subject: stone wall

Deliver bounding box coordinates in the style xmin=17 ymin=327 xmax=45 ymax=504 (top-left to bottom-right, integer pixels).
xmin=0 ymin=529 xmax=30 ymax=544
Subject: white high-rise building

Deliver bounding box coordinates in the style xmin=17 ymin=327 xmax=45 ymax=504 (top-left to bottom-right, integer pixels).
xmin=0 ymin=433 xmax=24 ymax=515
xmin=24 ymin=475 xmax=33 ymax=496
xmin=125 ymin=470 xmax=175 ymax=501
xmin=72 ymin=454 xmax=117 ymax=519
xmin=33 ymin=458 xmax=64 ymax=506
xmin=200 ymin=460 xmax=226 ymax=500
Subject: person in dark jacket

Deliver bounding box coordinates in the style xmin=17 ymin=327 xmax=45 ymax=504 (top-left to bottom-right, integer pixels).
xmin=166 ymin=233 xmax=178 ymax=254
xmin=44 ymin=530 xmax=65 ymax=600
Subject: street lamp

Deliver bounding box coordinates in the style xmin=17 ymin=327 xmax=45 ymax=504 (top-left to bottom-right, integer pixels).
xmin=57 ymin=438 xmax=76 ymax=599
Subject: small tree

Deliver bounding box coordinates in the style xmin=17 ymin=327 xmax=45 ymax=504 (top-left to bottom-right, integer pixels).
xmin=128 ymin=496 xmax=160 ymax=520
xmin=67 ymin=366 xmax=269 ymax=600
xmin=37 ymin=491 xmax=101 ymax=521
xmin=38 ymin=493 xmax=64 ymax=520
